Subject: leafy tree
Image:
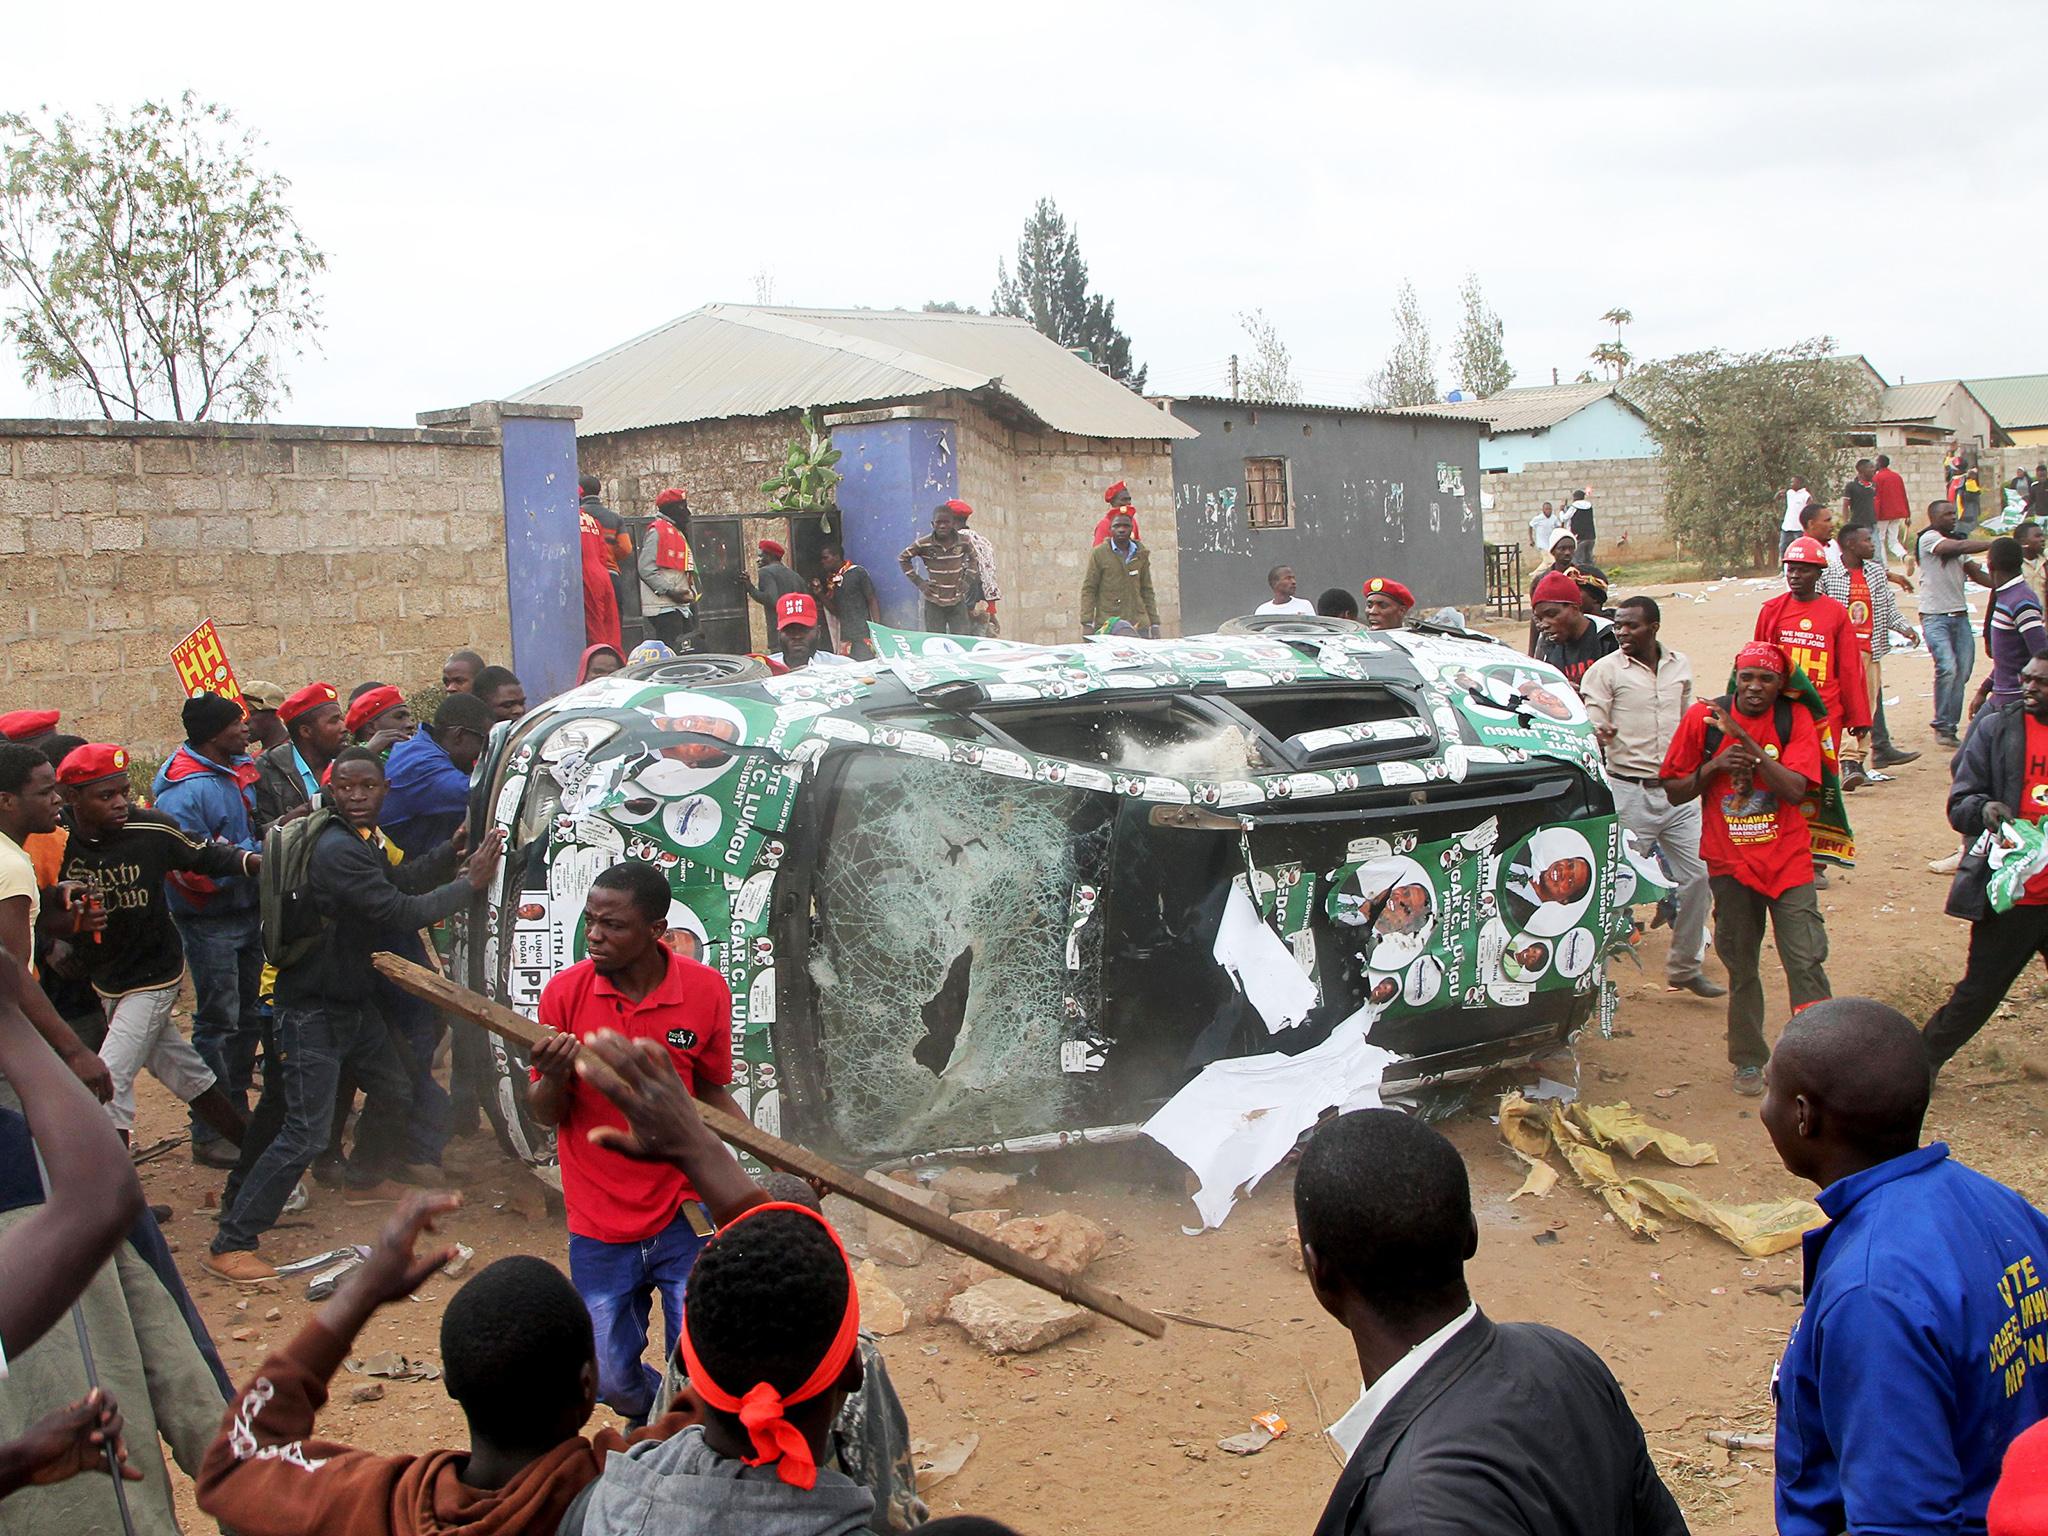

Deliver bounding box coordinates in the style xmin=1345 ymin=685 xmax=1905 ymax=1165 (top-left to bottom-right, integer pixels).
xmin=1449 ymin=274 xmax=1513 ymax=398
xmin=922 ymin=299 xmax=980 ymax=314
xmin=1589 ymin=306 xmax=1633 ymax=380
xmin=0 ymin=93 xmax=325 ymax=421
xmin=1364 ymin=279 xmax=1438 ymax=407
xmin=759 ymin=410 xmax=843 ymax=514
xmin=1235 ymin=308 xmax=1300 ymax=402
xmin=991 ymin=197 xmax=1145 ymax=390
xmin=1628 ymin=338 xmax=1879 ymax=572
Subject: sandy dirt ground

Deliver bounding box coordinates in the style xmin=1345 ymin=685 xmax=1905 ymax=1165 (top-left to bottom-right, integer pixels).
xmin=121 ymin=572 xmax=2048 ymax=1535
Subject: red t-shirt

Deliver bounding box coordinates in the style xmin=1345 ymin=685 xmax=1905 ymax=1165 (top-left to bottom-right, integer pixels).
xmin=1659 ymin=698 xmax=1825 ymax=897
xmin=2024 ymin=715 xmax=2048 ymax=906
xmin=1754 ymin=591 xmax=1872 ymax=731
xmin=1844 ymin=567 xmax=1874 ymax=654
xmin=534 ymin=950 xmax=734 ymax=1243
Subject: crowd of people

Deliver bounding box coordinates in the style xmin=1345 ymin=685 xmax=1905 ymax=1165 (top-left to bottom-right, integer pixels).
xmin=11 ymin=466 xmax=2048 ymax=1535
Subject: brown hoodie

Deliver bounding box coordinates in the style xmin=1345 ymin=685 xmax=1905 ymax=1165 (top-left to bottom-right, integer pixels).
xmin=196 ymin=1319 xmax=694 ymax=1536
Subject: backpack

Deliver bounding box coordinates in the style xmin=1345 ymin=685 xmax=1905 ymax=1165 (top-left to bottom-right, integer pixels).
xmin=1702 ymin=694 xmax=1794 ymax=763
xmin=260 ymin=808 xmax=337 ymax=970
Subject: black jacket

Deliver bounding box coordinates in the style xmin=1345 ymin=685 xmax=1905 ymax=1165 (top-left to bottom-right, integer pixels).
xmin=1945 ymin=700 xmax=2028 ymax=920
xmin=272 ymin=820 xmax=465 ymax=1007
xmin=252 ymin=742 xmax=312 ymax=837
xmin=1312 ymin=1313 xmax=1685 ymax=1536
xmin=59 ymin=810 xmax=246 ymax=996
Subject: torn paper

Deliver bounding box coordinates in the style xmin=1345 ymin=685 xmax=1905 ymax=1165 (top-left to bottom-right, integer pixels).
xmin=1143 ymin=1007 xmax=1397 ymax=1230
xmin=1214 ymin=881 xmax=1320 ymax=1034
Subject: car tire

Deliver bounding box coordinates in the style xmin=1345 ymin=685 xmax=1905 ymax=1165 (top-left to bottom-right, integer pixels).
xmin=1215 ymin=613 xmax=1365 ymax=637
xmin=621 ymin=652 xmax=775 ymax=686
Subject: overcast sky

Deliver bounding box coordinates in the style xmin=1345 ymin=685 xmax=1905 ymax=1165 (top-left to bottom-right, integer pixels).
xmin=4 ymin=0 xmax=2041 ymax=426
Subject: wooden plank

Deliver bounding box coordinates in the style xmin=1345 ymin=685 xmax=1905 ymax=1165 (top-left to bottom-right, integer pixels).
xmin=373 ymin=951 xmax=1167 ymax=1339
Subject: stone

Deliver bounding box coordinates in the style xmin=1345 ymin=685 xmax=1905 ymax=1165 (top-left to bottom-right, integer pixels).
xmin=865 ymin=1169 xmax=952 ymax=1217
xmin=944 ymin=1278 xmax=1096 ymax=1355
xmin=854 ymin=1260 xmax=908 ymax=1336
xmin=867 ymin=1220 xmax=930 ymax=1268
xmin=930 ymin=1167 xmax=1019 ymax=1208
xmin=349 ymin=1383 xmax=385 ymax=1404
xmin=990 ymin=1212 xmax=1106 ymax=1277
xmin=951 ymin=1209 xmax=1009 ymax=1237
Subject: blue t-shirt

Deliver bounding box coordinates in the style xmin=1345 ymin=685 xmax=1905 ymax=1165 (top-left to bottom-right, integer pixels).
xmin=1775 ymin=1144 xmax=2048 ymax=1535
xmin=1988 ymin=577 xmax=2048 ymax=703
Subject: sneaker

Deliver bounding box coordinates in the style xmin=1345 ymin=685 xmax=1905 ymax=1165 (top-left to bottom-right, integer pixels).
xmin=1873 ymin=747 xmax=1921 ymax=768
xmin=1929 ymin=850 xmax=1963 ymax=875
xmin=342 ymin=1180 xmax=414 ymax=1206
xmin=1840 ymin=763 xmax=1868 ymax=792
xmin=1732 ymin=1065 xmax=1765 ymax=1097
xmin=202 ymin=1249 xmax=278 ymax=1285
xmin=282 ymin=1179 xmax=311 ymax=1215
xmin=1668 ymin=975 xmax=1729 ymax=998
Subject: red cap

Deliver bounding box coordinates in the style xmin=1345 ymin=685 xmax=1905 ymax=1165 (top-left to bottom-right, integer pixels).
xmin=655 ymin=487 xmax=688 ymax=506
xmin=278 ymin=682 xmax=340 ymax=725
xmin=0 ymin=709 xmax=60 ymax=741
xmin=776 ymin=592 xmax=819 ymax=631
xmin=944 ymin=499 xmax=974 ymax=519
xmin=344 ymin=684 xmax=406 ymax=735
xmin=1531 ymin=571 xmax=1584 ymax=606
xmin=56 ymin=742 xmax=129 ymax=786
xmin=1362 ymin=577 xmax=1415 ymax=608
xmin=1782 ymin=536 xmax=1829 ymax=566
xmin=1735 ymin=641 xmax=1789 ymax=675
xmin=1103 ymin=480 xmax=1129 ymax=504
xmin=758 ymin=538 xmax=786 ymax=559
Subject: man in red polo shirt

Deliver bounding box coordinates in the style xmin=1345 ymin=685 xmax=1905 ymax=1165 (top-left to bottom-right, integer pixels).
xmin=1660 ymin=641 xmax=1832 ymax=1097
xmin=1754 ymin=535 xmax=1872 ymax=791
xmin=527 ymin=861 xmax=739 ymax=1425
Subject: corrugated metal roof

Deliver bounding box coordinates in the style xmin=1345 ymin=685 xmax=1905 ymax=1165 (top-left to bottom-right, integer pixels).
xmin=1402 ymin=381 xmax=1631 ymax=434
xmin=511 ymin=305 xmax=1194 ymax=441
xmin=1966 ymin=373 xmax=2048 ymax=430
xmin=1154 ymin=394 xmax=1478 ymax=426
xmin=1867 ymin=380 xmax=1962 ymax=424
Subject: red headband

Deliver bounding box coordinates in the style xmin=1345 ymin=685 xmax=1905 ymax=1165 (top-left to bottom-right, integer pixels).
xmin=1735 ymin=641 xmax=1788 ymax=675
xmin=676 ymin=1202 xmax=860 ymax=1489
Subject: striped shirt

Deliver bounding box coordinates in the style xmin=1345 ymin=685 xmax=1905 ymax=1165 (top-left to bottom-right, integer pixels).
xmin=900 ymin=534 xmax=977 ymax=608
xmin=1987 ymin=576 xmax=2048 ymax=703
xmin=1820 ymin=555 xmax=1905 ymax=660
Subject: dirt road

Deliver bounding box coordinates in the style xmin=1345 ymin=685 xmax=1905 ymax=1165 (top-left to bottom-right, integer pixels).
xmin=134 ymin=574 xmax=2048 ymax=1533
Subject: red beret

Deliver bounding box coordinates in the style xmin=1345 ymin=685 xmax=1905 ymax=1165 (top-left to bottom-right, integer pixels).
xmin=0 ymin=709 xmax=60 ymax=741
xmin=1362 ymin=577 xmax=1415 ymax=608
xmin=56 ymin=742 xmax=129 ymax=786
xmin=944 ymin=499 xmax=974 ymax=518
xmin=278 ymin=682 xmax=339 ymax=725
xmin=1531 ymin=571 xmax=1584 ymax=607
xmin=776 ymin=592 xmax=819 ymax=630
xmin=758 ymin=538 xmax=786 ymax=559
xmin=655 ymin=487 xmax=688 ymax=506
xmin=345 ymin=684 xmax=406 ymax=736
xmin=1103 ymin=480 xmax=1129 ymax=504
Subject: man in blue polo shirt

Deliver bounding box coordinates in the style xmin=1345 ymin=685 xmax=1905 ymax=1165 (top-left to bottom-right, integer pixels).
xmin=380 ymin=692 xmax=494 ymax=857
xmin=1764 ymin=997 xmax=2048 ymax=1535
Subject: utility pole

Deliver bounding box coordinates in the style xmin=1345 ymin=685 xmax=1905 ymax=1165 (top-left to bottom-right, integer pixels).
xmin=1229 ymin=354 xmax=1240 ymax=401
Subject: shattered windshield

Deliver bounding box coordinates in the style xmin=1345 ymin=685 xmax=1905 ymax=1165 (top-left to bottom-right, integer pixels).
xmin=809 ymin=753 xmax=1113 ymax=1153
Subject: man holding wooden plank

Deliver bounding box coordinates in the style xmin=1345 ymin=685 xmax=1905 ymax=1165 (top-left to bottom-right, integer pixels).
xmin=526 ymin=862 xmax=746 ymax=1427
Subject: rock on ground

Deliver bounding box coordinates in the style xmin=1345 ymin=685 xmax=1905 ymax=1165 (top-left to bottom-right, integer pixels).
xmin=944 ymin=1278 xmax=1096 ymax=1354
xmin=854 ymin=1260 xmax=909 ymax=1335
xmin=931 ymin=1167 xmax=1020 ymax=1207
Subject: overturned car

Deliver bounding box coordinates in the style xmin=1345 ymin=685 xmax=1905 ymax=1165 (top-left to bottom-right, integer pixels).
xmin=457 ymin=619 xmax=1655 ymax=1173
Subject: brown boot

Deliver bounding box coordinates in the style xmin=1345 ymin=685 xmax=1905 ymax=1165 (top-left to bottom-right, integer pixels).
xmin=202 ymin=1249 xmax=278 ymax=1285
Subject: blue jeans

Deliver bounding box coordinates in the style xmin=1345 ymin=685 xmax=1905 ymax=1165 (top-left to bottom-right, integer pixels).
xmin=212 ymin=1000 xmax=414 ymax=1254
xmin=1923 ymin=611 xmax=1975 ymax=735
xmin=386 ymin=989 xmax=451 ymax=1167
xmin=568 ymin=1211 xmax=708 ymax=1420
xmin=176 ymin=907 xmax=264 ymax=1149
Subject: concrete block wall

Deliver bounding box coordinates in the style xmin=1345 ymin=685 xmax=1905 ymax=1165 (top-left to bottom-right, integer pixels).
xmin=1480 ymin=455 xmax=1673 ymax=561
xmin=575 ymin=412 xmax=803 ymax=523
xmin=1 ymin=419 xmax=510 ymax=756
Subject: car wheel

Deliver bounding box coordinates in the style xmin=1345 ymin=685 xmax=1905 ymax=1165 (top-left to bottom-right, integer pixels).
xmin=622 ymin=653 xmax=775 ymax=685
xmin=1214 ymin=613 xmax=1365 ymax=637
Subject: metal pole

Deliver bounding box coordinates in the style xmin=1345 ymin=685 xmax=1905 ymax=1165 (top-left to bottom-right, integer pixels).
xmin=30 ymin=1144 xmax=139 ymax=1536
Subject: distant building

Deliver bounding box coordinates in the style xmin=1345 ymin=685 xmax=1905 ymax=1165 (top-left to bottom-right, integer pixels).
xmin=512 ymin=305 xmax=1193 ymax=651
xmin=1413 ymin=382 xmax=1659 ymax=471
xmin=1850 ymin=379 xmax=2008 ymax=450
xmin=1152 ymin=396 xmax=1484 ymax=631
xmin=1965 ymin=374 xmax=2048 ymax=447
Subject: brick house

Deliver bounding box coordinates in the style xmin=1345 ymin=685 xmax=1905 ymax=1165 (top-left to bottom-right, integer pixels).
xmin=512 ymin=305 xmax=1195 ymax=652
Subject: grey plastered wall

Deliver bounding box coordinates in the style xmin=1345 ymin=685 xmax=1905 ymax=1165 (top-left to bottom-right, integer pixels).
xmin=1160 ymin=399 xmax=1485 ymax=633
